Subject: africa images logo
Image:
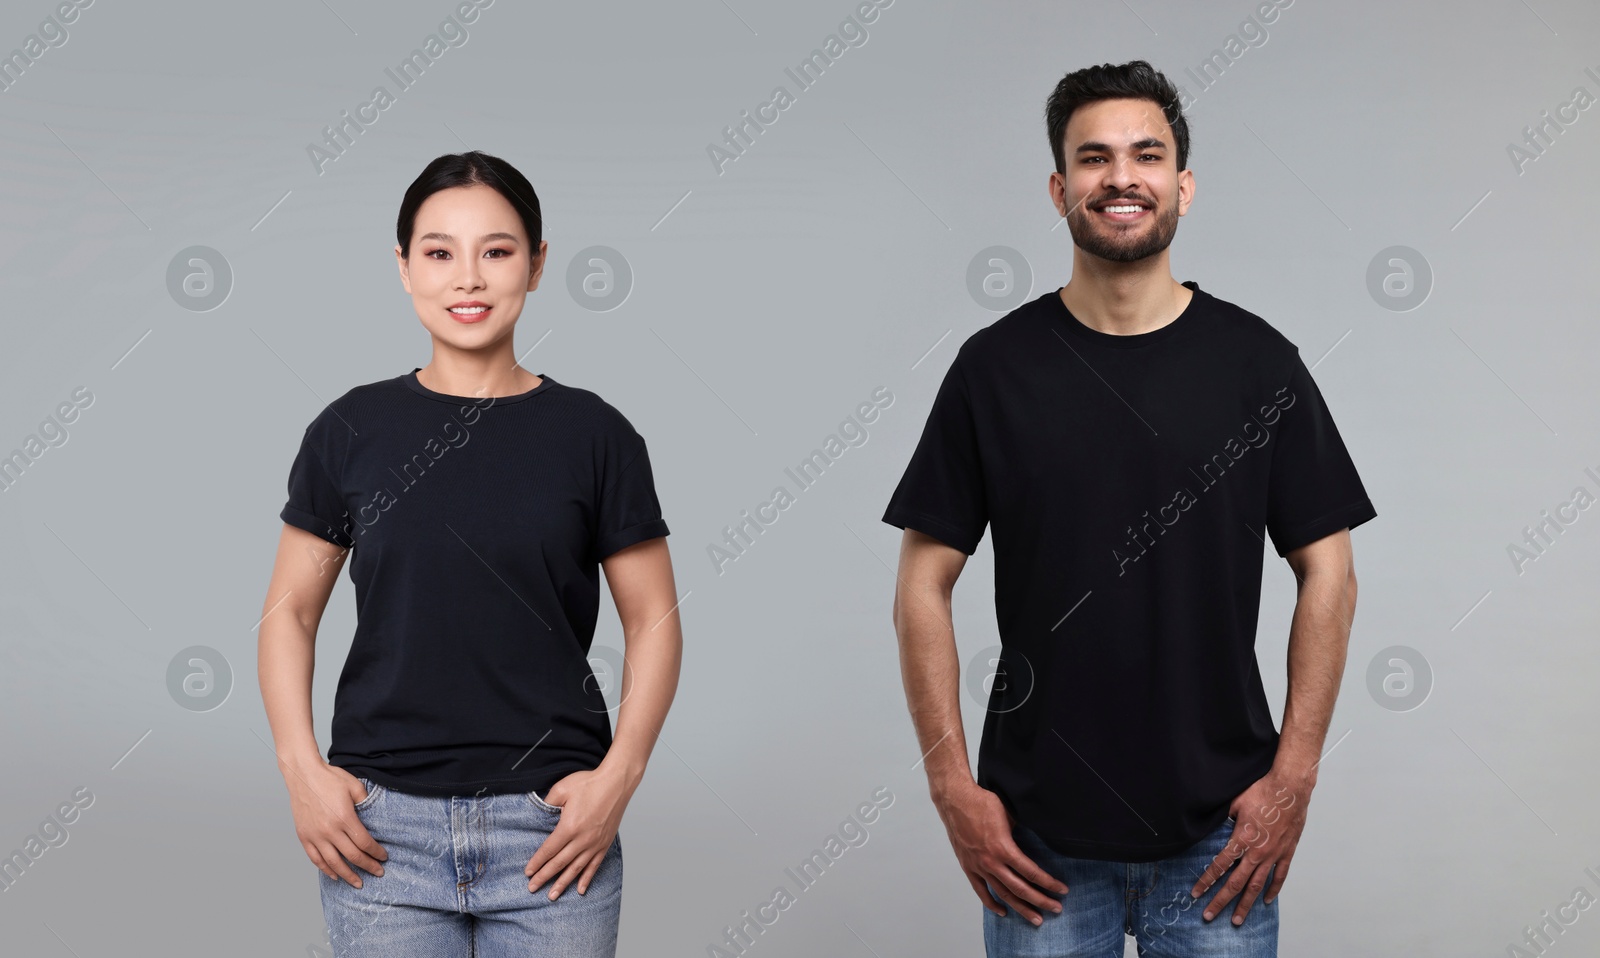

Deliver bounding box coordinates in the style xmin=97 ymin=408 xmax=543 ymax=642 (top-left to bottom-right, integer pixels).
xmin=1111 ymin=383 xmax=1296 ymax=576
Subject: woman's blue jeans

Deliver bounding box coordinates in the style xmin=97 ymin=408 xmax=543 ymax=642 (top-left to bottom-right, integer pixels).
xmin=984 ymin=815 xmax=1279 ymax=957
xmin=319 ymin=777 xmax=623 ymax=957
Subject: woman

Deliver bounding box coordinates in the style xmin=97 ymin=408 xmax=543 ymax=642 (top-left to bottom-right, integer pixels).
xmin=258 ymin=150 xmax=682 ymax=957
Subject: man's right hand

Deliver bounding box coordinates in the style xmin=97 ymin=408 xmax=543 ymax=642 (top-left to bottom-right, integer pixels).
xmin=935 ymin=779 xmax=1067 ymax=926
xmin=284 ymin=761 xmax=388 ymax=888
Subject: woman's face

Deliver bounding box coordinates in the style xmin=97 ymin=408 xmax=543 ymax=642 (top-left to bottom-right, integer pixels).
xmin=395 ymin=184 xmax=547 ymax=351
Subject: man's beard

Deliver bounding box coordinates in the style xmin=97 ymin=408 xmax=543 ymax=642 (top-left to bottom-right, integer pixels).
xmin=1064 ymin=199 xmax=1179 ymax=263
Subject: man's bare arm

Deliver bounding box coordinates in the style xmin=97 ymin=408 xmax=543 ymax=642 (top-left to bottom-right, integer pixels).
xmin=891 ymin=529 xmax=1067 ymax=925
xmin=1191 ymin=527 xmax=1358 ymax=925
xmin=892 ymin=529 xmax=973 ymax=796
xmin=1278 ymin=527 xmax=1359 ymax=786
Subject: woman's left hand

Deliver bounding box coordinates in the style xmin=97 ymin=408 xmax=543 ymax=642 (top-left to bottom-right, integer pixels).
xmin=524 ymin=764 xmax=634 ymax=899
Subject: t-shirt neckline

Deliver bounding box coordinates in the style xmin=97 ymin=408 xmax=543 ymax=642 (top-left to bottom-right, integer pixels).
xmin=403 ymin=367 xmax=556 ymax=405
xmin=1050 ymin=280 xmax=1203 ymax=349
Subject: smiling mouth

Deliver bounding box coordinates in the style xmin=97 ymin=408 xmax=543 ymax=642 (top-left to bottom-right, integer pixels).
xmin=1093 ymin=203 xmax=1151 ymax=222
xmin=447 ymin=305 xmax=491 ymax=323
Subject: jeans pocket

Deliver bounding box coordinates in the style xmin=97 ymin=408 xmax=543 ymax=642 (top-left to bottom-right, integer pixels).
xmin=527 ymin=789 xmax=562 ymax=814
xmin=353 ymin=777 xmax=383 ymax=811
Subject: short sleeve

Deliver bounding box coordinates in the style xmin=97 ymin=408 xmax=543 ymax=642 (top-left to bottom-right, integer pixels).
xmin=594 ymin=421 xmax=670 ymax=560
xmin=881 ymin=350 xmax=989 ymax=555
xmin=280 ymin=420 xmax=355 ymax=550
xmin=1265 ymin=351 xmax=1377 ymax=557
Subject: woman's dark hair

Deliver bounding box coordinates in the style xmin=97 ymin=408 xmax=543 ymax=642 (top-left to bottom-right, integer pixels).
xmin=395 ymin=150 xmax=543 ymax=263
xmin=1044 ymin=60 xmax=1190 ymax=176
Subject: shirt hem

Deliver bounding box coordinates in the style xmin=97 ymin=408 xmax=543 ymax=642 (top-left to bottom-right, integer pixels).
xmin=1026 ymin=816 xmax=1232 ymax=863
xmin=334 ymin=761 xmax=594 ymax=799
xmin=1001 ymin=743 xmax=1280 ymax=863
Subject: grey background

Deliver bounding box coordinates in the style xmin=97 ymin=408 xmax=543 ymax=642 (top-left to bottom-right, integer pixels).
xmin=0 ymin=0 xmax=1596 ymax=955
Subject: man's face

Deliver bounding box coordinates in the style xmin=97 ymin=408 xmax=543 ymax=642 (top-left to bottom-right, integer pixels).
xmin=1051 ymin=98 xmax=1192 ymax=264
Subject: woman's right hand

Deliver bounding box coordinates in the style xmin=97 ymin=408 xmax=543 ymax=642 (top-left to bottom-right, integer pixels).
xmin=286 ymin=761 xmax=388 ymax=888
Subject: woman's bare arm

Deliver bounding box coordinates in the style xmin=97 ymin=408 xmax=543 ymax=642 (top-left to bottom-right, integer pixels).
xmin=259 ymin=524 xmax=344 ymax=772
xmin=259 ymin=524 xmax=386 ymax=887
xmin=596 ymin=536 xmax=682 ymax=789
xmin=524 ymin=535 xmax=682 ymax=899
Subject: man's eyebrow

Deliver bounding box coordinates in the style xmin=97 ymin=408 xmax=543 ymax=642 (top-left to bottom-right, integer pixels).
xmin=1073 ymin=137 xmax=1168 ymax=155
xmin=415 ymin=231 xmax=522 ymax=244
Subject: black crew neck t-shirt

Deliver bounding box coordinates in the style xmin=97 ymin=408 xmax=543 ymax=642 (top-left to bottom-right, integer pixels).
xmin=882 ymin=282 xmax=1376 ymax=862
xmin=279 ymin=368 xmax=670 ymax=798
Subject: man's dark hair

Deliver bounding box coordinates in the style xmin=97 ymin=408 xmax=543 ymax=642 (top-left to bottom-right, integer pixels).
xmin=1044 ymin=60 xmax=1190 ymax=176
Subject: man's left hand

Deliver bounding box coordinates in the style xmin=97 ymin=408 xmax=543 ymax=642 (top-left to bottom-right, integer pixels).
xmin=1189 ymin=764 xmax=1314 ymax=926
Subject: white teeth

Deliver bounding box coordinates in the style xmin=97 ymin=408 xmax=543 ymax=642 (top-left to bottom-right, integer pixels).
xmin=1101 ymin=205 xmax=1144 ymax=213
xmin=450 ymin=307 xmax=487 ymax=314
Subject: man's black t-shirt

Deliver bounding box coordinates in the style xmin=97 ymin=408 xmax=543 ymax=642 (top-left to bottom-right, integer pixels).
xmin=881 ymin=282 xmax=1376 ymax=862
xmin=280 ymin=369 xmax=670 ymax=799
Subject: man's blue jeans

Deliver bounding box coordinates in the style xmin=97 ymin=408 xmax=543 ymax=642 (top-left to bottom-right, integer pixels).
xmin=319 ymin=777 xmax=622 ymax=957
xmin=984 ymin=815 xmax=1279 ymax=957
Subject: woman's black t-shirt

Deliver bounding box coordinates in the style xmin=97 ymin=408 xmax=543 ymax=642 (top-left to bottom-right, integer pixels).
xmin=882 ymin=282 xmax=1377 ymax=862
xmin=280 ymin=368 xmax=670 ymax=798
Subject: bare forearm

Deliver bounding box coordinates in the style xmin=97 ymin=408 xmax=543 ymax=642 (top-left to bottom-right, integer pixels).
xmin=600 ymin=615 xmax=681 ymax=789
xmin=258 ymin=609 xmax=324 ymax=774
xmin=894 ymin=583 xmax=973 ymax=801
xmin=1276 ymin=564 xmax=1357 ymax=780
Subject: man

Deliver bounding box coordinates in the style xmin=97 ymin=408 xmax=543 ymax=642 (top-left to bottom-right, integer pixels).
xmin=882 ymin=59 xmax=1375 ymax=956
